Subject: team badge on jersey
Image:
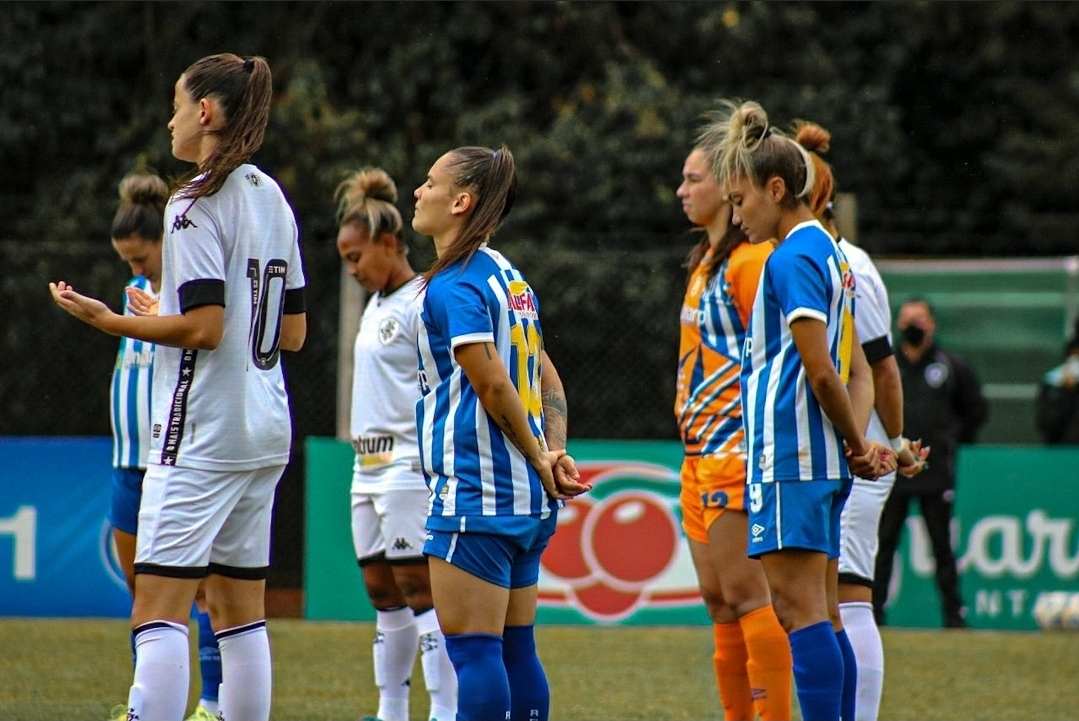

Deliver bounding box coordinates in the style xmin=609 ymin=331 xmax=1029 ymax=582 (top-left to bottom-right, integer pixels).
xmin=378 ymin=317 xmax=400 ymax=345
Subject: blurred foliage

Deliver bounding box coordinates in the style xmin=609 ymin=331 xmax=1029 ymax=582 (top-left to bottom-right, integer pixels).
xmin=7 ymin=0 xmax=1079 ymax=444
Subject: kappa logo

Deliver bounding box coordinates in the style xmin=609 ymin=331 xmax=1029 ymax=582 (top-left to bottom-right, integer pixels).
xmin=419 ymin=631 xmax=440 ymax=653
xmin=392 ymin=537 xmax=413 ymax=551
xmin=751 ymin=523 xmax=765 ymax=542
xmin=171 ymin=213 xmax=197 ymax=233
xmin=245 ymin=172 xmax=263 ymax=187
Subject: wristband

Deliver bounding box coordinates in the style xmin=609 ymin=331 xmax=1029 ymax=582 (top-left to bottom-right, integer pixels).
xmin=889 ymin=435 xmax=905 ymax=453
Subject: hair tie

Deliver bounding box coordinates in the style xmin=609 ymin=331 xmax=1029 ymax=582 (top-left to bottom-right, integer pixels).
xmin=243 ymin=58 xmax=255 ymax=72
xmin=794 ymin=141 xmax=816 ymax=199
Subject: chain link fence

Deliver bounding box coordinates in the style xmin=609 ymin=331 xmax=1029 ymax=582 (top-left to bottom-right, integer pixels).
xmin=3 ymin=237 xmax=691 ymax=588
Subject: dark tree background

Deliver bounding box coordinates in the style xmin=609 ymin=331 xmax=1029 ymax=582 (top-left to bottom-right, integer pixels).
xmin=3 ymin=1 xmax=1078 ymax=586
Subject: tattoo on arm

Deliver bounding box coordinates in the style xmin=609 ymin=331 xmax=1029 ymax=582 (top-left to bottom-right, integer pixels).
xmin=542 ymin=387 xmax=568 ymax=450
xmin=499 ymin=413 xmax=540 ymax=462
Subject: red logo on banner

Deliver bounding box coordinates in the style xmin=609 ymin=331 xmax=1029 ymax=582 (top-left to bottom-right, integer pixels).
xmin=539 ymin=461 xmax=701 ymax=621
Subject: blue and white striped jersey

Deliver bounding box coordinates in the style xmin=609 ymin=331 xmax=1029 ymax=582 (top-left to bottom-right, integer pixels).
xmin=741 ymin=220 xmax=856 ymax=483
xmin=110 ymin=275 xmax=156 ymax=469
xmin=416 ymin=245 xmax=556 ymax=532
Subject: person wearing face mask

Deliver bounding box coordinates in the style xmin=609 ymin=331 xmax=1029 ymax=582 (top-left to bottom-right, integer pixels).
xmin=872 ymin=297 xmax=989 ymax=629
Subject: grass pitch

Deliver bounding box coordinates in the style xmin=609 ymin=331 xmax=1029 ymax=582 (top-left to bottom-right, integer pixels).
xmin=0 ymin=618 xmax=1076 ymax=720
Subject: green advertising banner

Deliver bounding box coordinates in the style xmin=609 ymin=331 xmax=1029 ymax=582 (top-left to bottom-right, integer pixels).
xmin=304 ymin=436 xmax=374 ymax=621
xmin=881 ymin=446 xmax=1079 ymax=630
xmin=305 ymin=439 xmax=1079 ymax=629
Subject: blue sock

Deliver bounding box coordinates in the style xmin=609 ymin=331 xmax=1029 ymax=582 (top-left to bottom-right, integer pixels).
xmin=444 ymin=633 xmax=509 ymax=721
xmin=196 ymin=610 xmax=222 ymax=703
xmin=789 ymin=621 xmax=842 ymax=721
xmin=836 ymin=628 xmax=858 ymax=721
xmin=502 ymin=625 xmax=549 ymax=721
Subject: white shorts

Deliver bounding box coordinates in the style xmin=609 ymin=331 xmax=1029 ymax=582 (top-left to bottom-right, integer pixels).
xmin=134 ymin=462 xmax=285 ymax=577
xmin=351 ymin=487 xmax=429 ymax=564
xmin=838 ymin=472 xmax=897 ymax=584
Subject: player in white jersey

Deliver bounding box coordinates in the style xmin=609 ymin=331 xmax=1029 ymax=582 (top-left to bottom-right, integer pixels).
xmin=334 ymin=167 xmax=456 ymax=721
xmin=50 ymin=54 xmax=306 ymax=721
xmin=793 ymin=124 xmax=927 ymax=721
xmin=806 ymin=210 xmax=925 ymax=721
xmin=412 ymin=145 xmax=590 ymax=721
xmin=105 ymin=171 xmax=224 ymax=721
xmin=711 ymin=101 xmax=895 ymax=721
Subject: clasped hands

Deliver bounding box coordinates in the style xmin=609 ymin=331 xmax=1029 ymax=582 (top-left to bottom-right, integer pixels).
xmin=535 ymin=449 xmax=593 ymax=501
xmin=845 ymin=438 xmax=931 ymax=480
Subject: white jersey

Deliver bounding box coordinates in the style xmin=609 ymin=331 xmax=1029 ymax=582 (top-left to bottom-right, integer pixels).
xmin=838 ymin=238 xmax=894 ymax=451
xmin=149 ymin=164 xmax=306 ymax=471
xmin=838 ymin=238 xmax=897 ymax=583
xmin=349 ymin=275 xmax=424 ymax=492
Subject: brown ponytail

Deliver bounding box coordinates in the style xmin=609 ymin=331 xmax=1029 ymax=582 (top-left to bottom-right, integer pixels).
xmin=175 ymin=54 xmax=273 ymax=200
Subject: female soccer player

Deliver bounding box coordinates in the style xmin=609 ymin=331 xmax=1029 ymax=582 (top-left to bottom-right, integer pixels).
xmin=51 ymin=53 xmax=306 ymax=721
xmin=674 ymin=142 xmax=792 ymax=721
xmin=335 ymin=166 xmax=456 ymax=721
xmin=710 ymin=99 xmax=894 ymax=721
xmin=795 ymin=120 xmax=928 ymax=721
xmin=105 ymin=169 xmax=222 ymax=721
xmin=411 ymin=145 xmax=590 ymax=721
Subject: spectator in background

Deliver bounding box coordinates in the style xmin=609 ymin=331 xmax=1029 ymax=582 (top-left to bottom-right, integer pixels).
xmin=1035 ymin=318 xmax=1079 ymax=444
xmin=873 ymin=297 xmax=988 ymax=629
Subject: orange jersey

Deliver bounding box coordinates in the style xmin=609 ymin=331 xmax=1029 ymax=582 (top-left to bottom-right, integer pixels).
xmin=675 ymin=241 xmax=771 ymax=456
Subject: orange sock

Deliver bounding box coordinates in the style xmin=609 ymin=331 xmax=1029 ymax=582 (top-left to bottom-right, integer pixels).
xmin=739 ymin=604 xmax=793 ymax=721
xmin=712 ymin=621 xmax=754 ymax=721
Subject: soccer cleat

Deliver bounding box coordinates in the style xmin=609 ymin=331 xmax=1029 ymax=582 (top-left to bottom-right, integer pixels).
xmin=185 ymin=706 xmax=219 ymax=721
xmin=108 ymin=704 xmax=128 ymax=721
xmin=359 ymin=717 xmax=383 ymax=721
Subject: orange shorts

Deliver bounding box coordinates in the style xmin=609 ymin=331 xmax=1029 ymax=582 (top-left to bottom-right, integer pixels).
xmin=679 ymin=453 xmax=748 ymax=544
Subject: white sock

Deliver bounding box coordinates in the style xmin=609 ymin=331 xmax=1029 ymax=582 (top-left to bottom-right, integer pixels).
xmin=129 ymin=620 xmax=190 ymax=721
xmin=840 ymin=601 xmax=885 ymax=721
xmin=198 ymin=699 xmax=219 ymax=715
xmin=374 ymin=607 xmax=418 ymax=721
xmin=217 ymin=621 xmax=272 ymax=721
xmin=415 ymin=608 xmax=457 ymax=721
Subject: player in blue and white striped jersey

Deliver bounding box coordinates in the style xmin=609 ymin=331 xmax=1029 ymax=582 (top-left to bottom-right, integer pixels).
xmin=712 ymin=100 xmax=895 ymax=721
xmin=412 ymin=145 xmax=590 ymax=721
xmin=107 ymin=171 xmax=164 ymax=597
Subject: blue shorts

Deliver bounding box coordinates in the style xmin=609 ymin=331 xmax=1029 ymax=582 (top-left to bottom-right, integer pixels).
xmin=746 ymin=478 xmax=852 ymax=559
xmin=109 ymin=467 xmax=145 ymax=535
xmin=424 ymin=514 xmax=557 ymax=589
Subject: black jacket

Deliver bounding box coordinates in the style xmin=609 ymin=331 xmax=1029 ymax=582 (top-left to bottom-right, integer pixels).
xmin=896 ymin=344 xmax=989 ymax=493
xmin=1035 ymin=357 xmax=1079 ymax=444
